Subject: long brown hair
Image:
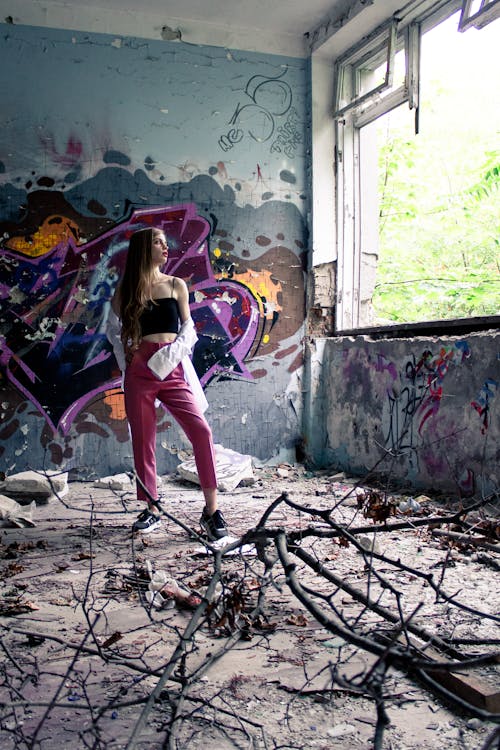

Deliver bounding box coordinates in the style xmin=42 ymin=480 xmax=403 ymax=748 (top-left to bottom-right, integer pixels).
xmin=119 ymin=227 xmax=159 ymax=349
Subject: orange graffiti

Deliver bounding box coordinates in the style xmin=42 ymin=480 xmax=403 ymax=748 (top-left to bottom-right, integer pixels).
xmin=103 ymin=389 xmax=127 ymax=421
xmin=230 ymin=269 xmax=282 ymax=320
xmin=6 ymin=215 xmax=82 ymax=257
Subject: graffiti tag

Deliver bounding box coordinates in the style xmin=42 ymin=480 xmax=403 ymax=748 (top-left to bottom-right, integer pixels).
xmin=471 ymin=377 xmax=498 ymax=433
xmin=384 ymin=343 xmax=471 ymax=456
xmin=219 ymin=68 xmax=302 ymax=157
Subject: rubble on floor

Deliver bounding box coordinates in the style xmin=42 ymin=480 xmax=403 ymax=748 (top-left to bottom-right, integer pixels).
xmin=177 ymin=443 xmax=255 ymax=491
xmin=0 ymin=461 xmax=498 ymax=750
xmin=0 ymin=494 xmax=36 ymax=528
xmin=0 ymin=469 xmax=68 ymax=505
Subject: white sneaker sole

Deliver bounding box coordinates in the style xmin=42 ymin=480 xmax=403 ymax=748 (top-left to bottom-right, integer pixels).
xmin=133 ymin=520 xmax=161 ymax=534
xmin=200 ymin=521 xmax=227 ymax=541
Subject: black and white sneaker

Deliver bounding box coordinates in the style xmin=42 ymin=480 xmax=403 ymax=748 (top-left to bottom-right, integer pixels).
xmin=200 ymin=508 xmax=228 ymax=540
xmin=133 ymin=508 xmax=161 ymax=534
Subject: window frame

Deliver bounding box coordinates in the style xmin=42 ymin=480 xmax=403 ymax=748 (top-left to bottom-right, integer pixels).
xmin=333 ymin=0 xmax=499 ymax=333
xmin=332 ymin=19 xmax=400 ymax=121
xmin=458 ymin=0 xmax=500 ymax=31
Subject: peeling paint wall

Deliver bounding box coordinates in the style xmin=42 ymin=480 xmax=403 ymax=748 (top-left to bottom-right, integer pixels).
xmin=0 ymin=24 xmax=308 ymax=477
xmin=307 ymin=262 xmax=336 ymax=337
xmin=304 ymin=332 xmax=500 ymax=498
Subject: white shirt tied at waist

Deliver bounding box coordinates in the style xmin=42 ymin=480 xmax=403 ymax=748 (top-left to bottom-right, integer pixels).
xmin=105 ymin=311 xmax=209 ymax=413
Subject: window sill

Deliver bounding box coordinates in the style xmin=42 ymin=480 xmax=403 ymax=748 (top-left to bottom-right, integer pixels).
xmin=334 ymin=315 xmax=500 ymax=340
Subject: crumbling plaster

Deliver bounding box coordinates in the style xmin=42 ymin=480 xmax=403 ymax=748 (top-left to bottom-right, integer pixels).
xmin=307 ymin=261 xmax=336 ymax=337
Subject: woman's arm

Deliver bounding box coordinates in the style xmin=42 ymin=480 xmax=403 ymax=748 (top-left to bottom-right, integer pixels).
xmin=174 ymin=277 xmax=191 ymax=324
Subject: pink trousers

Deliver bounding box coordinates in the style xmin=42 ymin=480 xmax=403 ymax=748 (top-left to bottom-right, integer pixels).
xmin=124 ymin=341 xmax=217 ymax=504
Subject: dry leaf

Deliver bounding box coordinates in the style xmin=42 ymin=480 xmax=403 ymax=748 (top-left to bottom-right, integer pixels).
xmin=101 ymin=632 xmax=123 ymax=648
xmin=72 ymin=552 xmax=95 ymax=561
xmin=286 ymin=613 xmax=308 ymax=627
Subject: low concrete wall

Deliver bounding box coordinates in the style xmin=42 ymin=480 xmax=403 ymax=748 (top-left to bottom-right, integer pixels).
xmin=304 ymin=330 xmax=499 ymax=498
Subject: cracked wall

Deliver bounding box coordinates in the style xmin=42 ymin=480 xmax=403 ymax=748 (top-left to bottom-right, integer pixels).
xmin=306 ymin=261 xmax=336 ymax=337
xmin=0 ymin=24 xmax=309 ymax=477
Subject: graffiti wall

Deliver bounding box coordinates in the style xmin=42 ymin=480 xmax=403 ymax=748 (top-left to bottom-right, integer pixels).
xmin=0 ymin=24 xmax=308 ymax=477
xmin=305 ymin=333 xmax=499 ymax=498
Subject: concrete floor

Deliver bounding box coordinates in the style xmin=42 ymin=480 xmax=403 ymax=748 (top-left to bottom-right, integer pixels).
xmin=0 ymin=463 xmax=498 ymax=749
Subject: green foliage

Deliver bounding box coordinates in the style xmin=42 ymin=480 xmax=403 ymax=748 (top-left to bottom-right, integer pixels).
xmin=374 ymin=130 xmax=500 ymax=324
xmin=370 ymin=14 xmax=499 ymax=326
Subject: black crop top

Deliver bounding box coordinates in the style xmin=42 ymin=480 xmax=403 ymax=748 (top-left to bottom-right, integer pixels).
xmin=140 ymin=297 xmax=180 ymax=336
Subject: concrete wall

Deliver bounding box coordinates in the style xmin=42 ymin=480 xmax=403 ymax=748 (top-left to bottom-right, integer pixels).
xmin=0 ymin=24 xmax=308 ymax=478
xmin=304 ymin=331 xmax=499 ymax=498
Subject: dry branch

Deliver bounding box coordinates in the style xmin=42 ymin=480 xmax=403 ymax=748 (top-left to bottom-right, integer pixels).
xmin=1 ymin=466 xmax=499 ymax=750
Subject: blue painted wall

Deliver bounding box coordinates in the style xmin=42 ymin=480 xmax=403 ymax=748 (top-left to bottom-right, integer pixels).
xmin=0 ymin=24 xmax=309 ymax=478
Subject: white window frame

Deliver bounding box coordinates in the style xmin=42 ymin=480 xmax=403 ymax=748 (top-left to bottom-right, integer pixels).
xmin=333 ymin=19 xmax=400 ymax=120
xmin=334 ymin=12 xmax=422 ymax=329
xmin=458 ymin=0 xmax=500 ymax=31
xmin=331 ymin=0 xmax=497 ymax=331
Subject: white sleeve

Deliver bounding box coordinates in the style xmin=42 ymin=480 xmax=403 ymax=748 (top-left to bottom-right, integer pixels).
xmin=181 ymin=356 xmax=209 ymax=412
xmin=147 ymin=317 xmax=198 ymax=380
xmin=104 ymin=308 xmax=126 ymax=373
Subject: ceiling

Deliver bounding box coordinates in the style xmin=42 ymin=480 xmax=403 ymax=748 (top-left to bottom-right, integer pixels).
xmin=2 ymin=0 xmax=406 ymax=58
xmin=77 ymin=0 xmax=344 ymax=37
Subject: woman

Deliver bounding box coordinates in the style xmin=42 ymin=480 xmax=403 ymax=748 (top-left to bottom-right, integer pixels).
xmin=107 ymin=226 xmax=227 ymax=540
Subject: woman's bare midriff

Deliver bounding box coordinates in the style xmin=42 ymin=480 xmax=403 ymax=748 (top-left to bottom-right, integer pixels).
xmin=141 ymin=333 xmax=178 ymax=344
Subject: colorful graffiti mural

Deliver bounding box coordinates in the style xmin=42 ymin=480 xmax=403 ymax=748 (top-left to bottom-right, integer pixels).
xmin=0 ymin=25 xmax=309 ymax=473
xmin=0 ymin=203 xmax=270 ymax=435
xmin=0 ymin=159 xmax=306 ymax=472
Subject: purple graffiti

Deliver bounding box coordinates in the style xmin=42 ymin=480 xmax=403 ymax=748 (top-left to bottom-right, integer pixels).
xmin=384 ymin=342 xmax=471 ymax=456
xmin=412 ymin=344 xmax=471 ymax=434
xmin=0 ymin=205 xmax=260 ymax=434
xmin=373 ymin=352 xmax=398 ymax=382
